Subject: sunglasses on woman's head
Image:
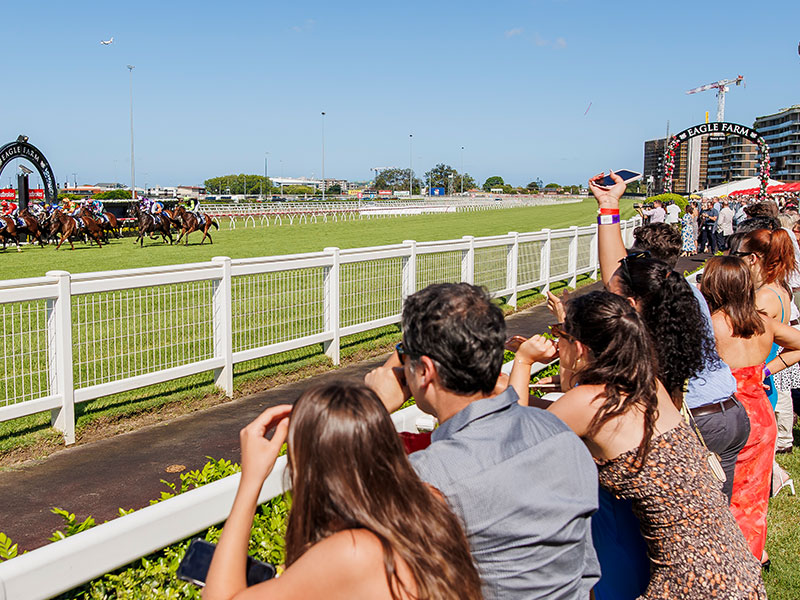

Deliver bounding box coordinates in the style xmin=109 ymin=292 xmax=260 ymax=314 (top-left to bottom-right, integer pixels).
xmin=618 ymin=250 xmax=651 ymax=281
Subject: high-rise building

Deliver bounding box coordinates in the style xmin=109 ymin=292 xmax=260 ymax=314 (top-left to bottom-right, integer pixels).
xmin=644 ymin=136 xmax=709 ymax=195
xmin=643 ymin=138 xmax=668 ymax=194
xmin=754 ymin=105 xmax=800 ymax=182
xmin=705 ymin=135 xmax=758 ymax=188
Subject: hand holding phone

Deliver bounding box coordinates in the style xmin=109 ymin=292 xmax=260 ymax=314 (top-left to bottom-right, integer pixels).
xmin=176 ymin=539 xmax=276 ymax=588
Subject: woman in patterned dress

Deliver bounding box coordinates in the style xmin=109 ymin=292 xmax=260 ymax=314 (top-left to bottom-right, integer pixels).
xmin=681 ymin=204 xmax=697 ymax=256
xmin=701 ymin=255 xmax=800 ymax=568
xmin=517 ymin=290 xmax=765 ymax=599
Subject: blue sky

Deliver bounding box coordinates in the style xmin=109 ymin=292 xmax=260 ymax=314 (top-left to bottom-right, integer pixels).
xmin=2 ymin=0 xmax=799 ymax=189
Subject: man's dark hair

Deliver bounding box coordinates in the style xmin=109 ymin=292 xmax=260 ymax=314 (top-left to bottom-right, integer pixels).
xmin=402 ymin=283 xmax=505 ymax=395
xmin=631 ymin=223 xmax=682 ymax=269
xmin=735 ymin=216 xmax=780 ymax=233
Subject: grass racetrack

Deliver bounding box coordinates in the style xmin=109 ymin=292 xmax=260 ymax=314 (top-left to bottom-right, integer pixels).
xmin=0 ymin=199 xmax=635 ymax=280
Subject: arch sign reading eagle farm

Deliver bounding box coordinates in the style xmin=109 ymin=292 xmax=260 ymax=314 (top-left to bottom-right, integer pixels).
xmin=0 ymin=138 xmax=58 ymax=204
xmin=662 ymin=122 xmax=771 ymax=199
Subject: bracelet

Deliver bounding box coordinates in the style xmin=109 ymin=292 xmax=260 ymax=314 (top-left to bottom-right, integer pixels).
xmin=597 ymin=214 xmax=621 ymax=225
xmin=779 ymin=354 xmax=789 ymax=369
xmin=764 ymin=367 xmax=772 ymax=379
xmin=598 ymin=207 xmax=620 ymax=215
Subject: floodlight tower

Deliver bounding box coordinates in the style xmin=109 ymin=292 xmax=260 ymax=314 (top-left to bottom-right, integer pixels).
xmin=685 ymin=75 xmax=745 ymax=122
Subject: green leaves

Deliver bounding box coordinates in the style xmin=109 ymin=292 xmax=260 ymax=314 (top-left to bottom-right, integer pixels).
xmin=0 ymin=532 xmax=19 ymax=561
xmin=48 ymin=507 xmax=96 ymax=542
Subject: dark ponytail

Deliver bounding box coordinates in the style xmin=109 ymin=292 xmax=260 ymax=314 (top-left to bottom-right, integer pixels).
xmin=615 ymin=257 xmax=719 ymax=405
xmin=565 ymin=291 xmax=660 ymax=466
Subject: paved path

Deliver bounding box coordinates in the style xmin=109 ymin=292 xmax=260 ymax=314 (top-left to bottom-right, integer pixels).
xmin=0 ymin=255 xmax=706 ymax=551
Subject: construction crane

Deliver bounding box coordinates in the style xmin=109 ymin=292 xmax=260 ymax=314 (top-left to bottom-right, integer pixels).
xmin=685 ymin=75 xmax=745 ymax=122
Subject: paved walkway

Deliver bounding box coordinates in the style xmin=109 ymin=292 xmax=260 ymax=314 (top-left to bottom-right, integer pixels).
xmin=0 ymin=255 xmax=707 ymax=551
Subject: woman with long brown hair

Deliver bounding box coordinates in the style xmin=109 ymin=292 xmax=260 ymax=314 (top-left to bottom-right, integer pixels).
xmin=516 ymin=290 xmax=765 ymax=599
xmin=204 ymin=382 xmax=482 ymax=600
xmin=701 ymin=255 xmax=800 ymax=568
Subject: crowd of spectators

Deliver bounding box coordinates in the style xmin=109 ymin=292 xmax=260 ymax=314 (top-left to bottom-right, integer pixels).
xmin=201 ymin=173 xmax=800 ymax=599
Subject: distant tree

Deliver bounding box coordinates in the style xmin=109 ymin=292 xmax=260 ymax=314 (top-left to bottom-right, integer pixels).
xmin=326 ymin=183 xmax=342 ymax=194
xmin=483 ymin=176 xmax=505 ymax=192
xmin=544 ymin=183 xmax=560 ymax=189
xmin=283 ymin=185 xmax=317 ymax=195
xmin=204 ymin=174 xmax=273 ymax=195
xmin=424 ymin=163 xmax=477 ymax=195
xmin=375 ymin=168 xmax=423 ymax=194
xmin=93 ymin=189 xmax=132 ymax=200
xmin=526 ymin=181 xmax=540 ymax=191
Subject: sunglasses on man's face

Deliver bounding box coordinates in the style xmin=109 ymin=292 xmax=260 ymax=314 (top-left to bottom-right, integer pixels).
xmin=395 ymin=342 xmax=419 ymax=365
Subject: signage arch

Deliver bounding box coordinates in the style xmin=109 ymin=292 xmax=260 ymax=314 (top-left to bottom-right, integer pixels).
xmin=663 ymin=122 xmax=771 ymax=199
xmin=0 ymin=138 xmax=58 ymax=204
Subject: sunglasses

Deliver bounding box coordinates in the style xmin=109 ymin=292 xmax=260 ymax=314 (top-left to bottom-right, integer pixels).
xmin=395 ymin=342 xmax=419 ymax=365
xmin=729 ymin=250 xmax=756 ymax=258
xmin=550 ymin=323 xmax=578 ymax=344
xmin=618 ymin=250 xmax=651 ymax=282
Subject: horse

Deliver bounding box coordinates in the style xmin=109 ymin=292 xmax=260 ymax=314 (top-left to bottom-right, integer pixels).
xmin=171 ymin=205 xmax=219 ymax=245
xmin=128 ymin=202 xmax=173 ymax=246
xmin=0 ymin=216 xmax=22 ymax=252
xmin=78 ymin=207 xmax=106 ymax=248
xmin=92 ymin=211 xmax=121 ymax=242
xmin=50 ymin=209 xmax=102 ymax=250
xmin=17 ymin=209 xmax=47 ymax=247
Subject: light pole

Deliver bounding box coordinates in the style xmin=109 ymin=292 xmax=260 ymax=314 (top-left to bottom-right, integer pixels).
xmin=321 ymin=111 xmax=326 ymax=202
xmin=460 ymin=146 xmax=465 ymax=194
xmin=264 ymin=152 xmax=270 ymax=196
xmin=409 ymin=134 xmax=413 ymax=197
xmin=127 ymin=65 xmax=136 ymax=200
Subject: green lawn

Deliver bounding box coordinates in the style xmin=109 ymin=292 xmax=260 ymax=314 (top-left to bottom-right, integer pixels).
xmin=0 ymin=199 xmax=636 ymax=280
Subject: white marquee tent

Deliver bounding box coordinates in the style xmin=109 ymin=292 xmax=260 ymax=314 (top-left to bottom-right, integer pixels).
xmin=697 ymin=177 xmax=784 ymax=198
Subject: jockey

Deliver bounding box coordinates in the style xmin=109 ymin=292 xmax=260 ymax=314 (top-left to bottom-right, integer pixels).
xmin=89 ymin=198 xmax=104 ymax=219
xmin=1 ymin=200 xmax=17 ymax=217
xmin=28 ymin=202 xmax=45 ymax=218
xmin=151 ymin=199 xmax=164 ymax=218
xmin=189 ymin=197 xmax=201 ymax=213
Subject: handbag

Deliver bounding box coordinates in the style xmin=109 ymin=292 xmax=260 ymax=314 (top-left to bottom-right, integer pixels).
xmin=680 ymin=399 xmax=727 ymax=484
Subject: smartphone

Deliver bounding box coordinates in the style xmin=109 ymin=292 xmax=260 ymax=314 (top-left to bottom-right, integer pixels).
xmin=176 ymin=538 xmax=277 ymax=588
xmin=594 ymin=170 xmax=642 ymax=187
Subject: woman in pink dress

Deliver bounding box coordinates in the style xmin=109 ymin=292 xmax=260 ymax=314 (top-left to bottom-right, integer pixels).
xmin=701 ymin=255 xmax=800 ymax=568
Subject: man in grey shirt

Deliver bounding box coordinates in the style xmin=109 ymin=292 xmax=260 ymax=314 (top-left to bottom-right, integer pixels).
xmin=366 ymin=283 xmax=600 ymax=599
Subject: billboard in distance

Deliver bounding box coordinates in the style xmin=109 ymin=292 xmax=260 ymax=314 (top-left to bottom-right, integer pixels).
xmin=430 ymin=187 xmax=445 ymax=196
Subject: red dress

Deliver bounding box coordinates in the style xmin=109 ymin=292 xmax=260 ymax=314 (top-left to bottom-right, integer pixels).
xmin=729 ymin=364 xmax=777 ymax=560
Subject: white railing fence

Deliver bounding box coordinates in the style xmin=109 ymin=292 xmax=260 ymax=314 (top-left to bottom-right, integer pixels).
xmin=0 ymin=218 xmax=641 ymax=444
xmin=194 ymin=197 xmax=584 ymax=229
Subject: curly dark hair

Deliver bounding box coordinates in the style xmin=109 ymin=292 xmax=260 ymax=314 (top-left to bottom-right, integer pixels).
xmin=631 ymin=223 xmax=682 ymax=269
xmin=615 ymin=256 xmax=720 ymax=405
xmin=401 ymin=283 xmax=505 ymax=395
xmin=564 ymin=291 xmax=659 ymax=466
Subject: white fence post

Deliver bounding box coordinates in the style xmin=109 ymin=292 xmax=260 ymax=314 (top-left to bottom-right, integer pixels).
xmin=46 ymin=270 xmax=75 ymax=445
xmin=402 ymin=240 xmax=417 ymax=301
xmin=211 ymin=257 xmax=234 ymax=397
xmin=507 ymin=232 xmax=519 ymax=307
xmin=568 ymin=225 xmax=578 ymax=288
xmin=590 ymin=224 xmax=599 ymax=280
xmin=540 ymin=229 xmax=551 ymax=295
xmin=323 ymin=247 xmax=341 ymax=365
xmin=461 ymin=236 xmax=475 ymax=284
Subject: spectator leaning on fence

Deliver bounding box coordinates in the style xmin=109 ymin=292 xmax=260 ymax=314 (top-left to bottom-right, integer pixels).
xmin=366 ymin=282 xmax=600 ymax=600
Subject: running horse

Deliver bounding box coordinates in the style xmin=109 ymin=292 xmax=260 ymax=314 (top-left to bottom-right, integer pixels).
xmin=92 ymin=210 xmax=121 ymax=242
xmin=16 ymin=208 xmax=47 ymax=247
xmin=0 ymin=215 xmax=21 ymax=252
xmin=171 ymin=205 xmax=219 ymax=245
xmin=128 ymin=202 xmax=173 ymax=246
xmin=49 ymin=208 xmax=103 ymax=250
xmin=78 ymin=207 xmax=106 ymax=248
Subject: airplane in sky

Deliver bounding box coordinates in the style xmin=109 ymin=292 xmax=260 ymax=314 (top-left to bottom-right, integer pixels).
xmin=100 ymin=37 xmax=113 ymax=45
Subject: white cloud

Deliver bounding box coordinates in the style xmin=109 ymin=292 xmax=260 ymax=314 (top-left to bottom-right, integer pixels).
xmin=555 ymin=37 xmax=567 ymax=49
xmin=505 ymin=27 xmax=523 ymax=39
xmin=534 ymin=32 xmax=549 ymax=47
xmin=291 ymin=19 xmax=316 ymax=33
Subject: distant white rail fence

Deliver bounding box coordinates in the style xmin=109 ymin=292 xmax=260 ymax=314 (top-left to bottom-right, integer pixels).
xmin=0 ymin=218 xmax=641 ymax=444
xmin=197 ymin=197 xmax=584 ymax=228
